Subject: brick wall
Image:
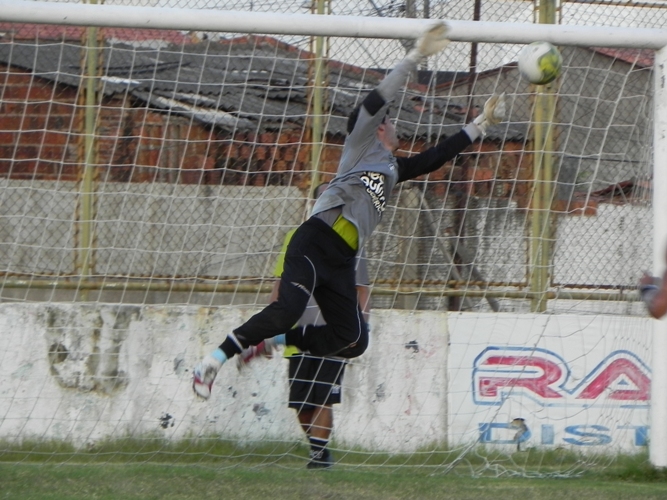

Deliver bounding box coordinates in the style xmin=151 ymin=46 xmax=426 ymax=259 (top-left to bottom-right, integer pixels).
xmin=0 ymin=65 xmax=343 ymax=188
xmin=0 ymin=64 xmax=555 ymax=212
xmin=0 ymin=67 xmax=80 ymax=180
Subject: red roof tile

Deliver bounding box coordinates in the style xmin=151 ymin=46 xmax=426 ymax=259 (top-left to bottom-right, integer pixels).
xmin=0 ymin=22 xmax=192 ymax=44
xmin=592 ymin=47 xmax=654 ymax=68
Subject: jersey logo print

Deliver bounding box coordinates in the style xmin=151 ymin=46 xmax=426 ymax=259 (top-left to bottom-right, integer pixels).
xmin=360 ymin=171 xmax=387 ymax=213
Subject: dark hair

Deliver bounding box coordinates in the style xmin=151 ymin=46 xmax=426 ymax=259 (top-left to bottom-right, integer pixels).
xmin=346 ymin=105 xmax=390 ymax=135
xmin=312 ymin=182 xmax=330 ymax=200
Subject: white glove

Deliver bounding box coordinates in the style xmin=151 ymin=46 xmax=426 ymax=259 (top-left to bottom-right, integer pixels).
xmin=473 ymin=93 xmax=506 ymax=136
xmin=407 ymin=22 xmax=450 ymax=63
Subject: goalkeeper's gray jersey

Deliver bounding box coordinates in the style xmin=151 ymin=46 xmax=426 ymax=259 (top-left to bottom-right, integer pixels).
xmin=311 ymin=58 xmax=415 ymax=254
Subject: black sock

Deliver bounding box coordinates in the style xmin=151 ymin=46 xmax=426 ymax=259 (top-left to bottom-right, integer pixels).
xmin=309 ymin=437 xmax=328 ymax=460
xmin=219 ymin=333 xmax=243 ymax=358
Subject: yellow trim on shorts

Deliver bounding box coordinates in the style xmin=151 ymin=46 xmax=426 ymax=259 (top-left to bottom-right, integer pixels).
xmin=284 ymin=345 xmax=300 ymax=357
xmin=332 ymin=215 xmax=359 ymax=251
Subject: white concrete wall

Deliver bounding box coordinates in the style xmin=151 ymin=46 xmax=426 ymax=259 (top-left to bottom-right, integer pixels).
xmin=0 ymin=181 xmax=305 ymax=278
xmin=0 ymin=180 xmax=653 ymax=302
xmin=0 ymin=303 xmax=652 ymax=454
xmin=449 ymin=313 xmax=652 ymax=454
xmin=0 ymin=304 xmax=448 ymax=452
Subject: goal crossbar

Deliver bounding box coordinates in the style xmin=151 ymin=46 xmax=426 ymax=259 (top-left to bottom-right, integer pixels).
xmin=1 ymin=0 xmax=667 ymax=48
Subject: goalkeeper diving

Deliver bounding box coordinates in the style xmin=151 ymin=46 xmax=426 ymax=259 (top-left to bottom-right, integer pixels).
xmin=193 ymin=22 xmax=506 ymax=399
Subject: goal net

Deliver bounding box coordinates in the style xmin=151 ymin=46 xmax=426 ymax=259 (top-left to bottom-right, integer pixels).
xmin=0 ymin=0 xmax=663 ymax=477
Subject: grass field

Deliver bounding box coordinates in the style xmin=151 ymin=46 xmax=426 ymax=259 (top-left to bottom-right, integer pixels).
xmin=4 ymin=441 xmax=667 ymax=499
xmin=4 ymin=462 xmax=667 ymax=500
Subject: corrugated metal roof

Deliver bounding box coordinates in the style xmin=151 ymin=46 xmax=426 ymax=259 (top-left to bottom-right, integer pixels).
xmin=0 ymin=35 xmax=509 ymax=140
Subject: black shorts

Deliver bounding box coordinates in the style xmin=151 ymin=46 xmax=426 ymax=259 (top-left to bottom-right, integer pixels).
xmin=287 ymin=354 xmax=346 ymax=410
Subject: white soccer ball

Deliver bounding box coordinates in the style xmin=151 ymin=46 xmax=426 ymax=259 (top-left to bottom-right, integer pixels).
xmin=518 ymin=41 xmax=563 ymax=85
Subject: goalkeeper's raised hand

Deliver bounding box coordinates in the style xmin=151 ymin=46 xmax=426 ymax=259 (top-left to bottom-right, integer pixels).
xmin=407 ymin=22 xmax=450 ymax=63
xmin=473 ymin=93 xmax=506 ymax=136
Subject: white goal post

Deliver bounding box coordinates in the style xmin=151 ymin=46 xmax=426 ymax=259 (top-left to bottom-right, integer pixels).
xmin=1 ymin=0 xmax=667 ymax=474
xmin=1 ymin=0 xmax=667 ymax=47
xmin=651 ymin=46 xmax=667 ymax=468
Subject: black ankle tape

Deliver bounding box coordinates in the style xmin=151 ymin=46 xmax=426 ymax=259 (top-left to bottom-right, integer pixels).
xmin=219 ymin=335 xmax=243 ymax=357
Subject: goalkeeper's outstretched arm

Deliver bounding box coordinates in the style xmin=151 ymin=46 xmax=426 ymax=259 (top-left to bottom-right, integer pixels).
xmin=346 ymin=22 xmax=451 ymax=143
xmin=395 ymin=131 xmax=472 ymax=182
xmin=395 ymin=93 xmax=506 ymax=183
